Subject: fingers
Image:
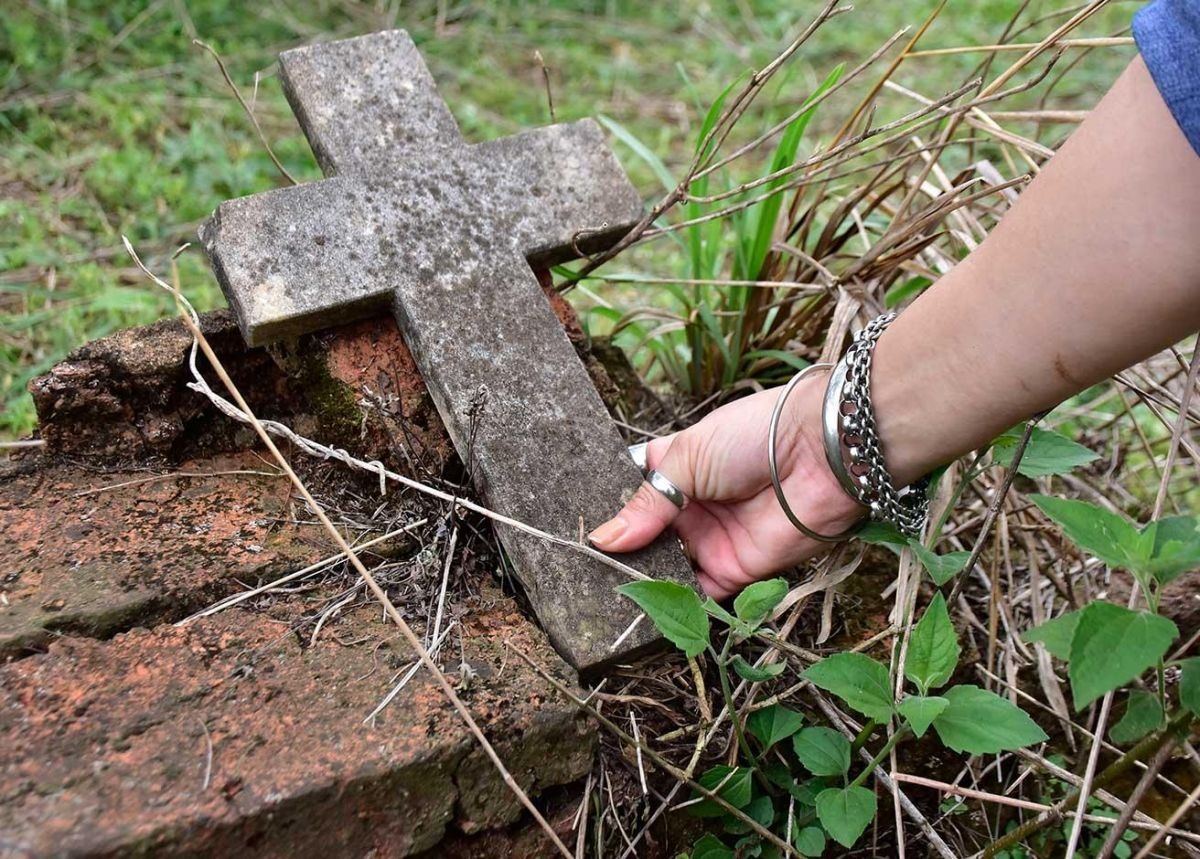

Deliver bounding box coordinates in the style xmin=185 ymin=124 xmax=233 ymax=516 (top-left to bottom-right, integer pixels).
xmin=696 ymin=570 xmax=736 ymax=601
xmin=634 ymin=435 xmax=673 ymax=472
xmin=590 ymin=433 xmax=695 ymax=554
xmin=680 ymin=505 xmax=760 ymax=601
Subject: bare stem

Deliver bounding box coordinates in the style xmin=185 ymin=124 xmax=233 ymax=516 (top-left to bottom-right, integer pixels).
xmin=192 ymin=40 xmax=297 ymax=185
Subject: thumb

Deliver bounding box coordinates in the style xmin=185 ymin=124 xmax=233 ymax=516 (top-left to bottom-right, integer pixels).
xmin=589 ymin=433 xmax=697 ymax=553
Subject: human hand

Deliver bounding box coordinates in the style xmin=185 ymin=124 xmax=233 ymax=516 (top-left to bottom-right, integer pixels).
xmin=589 ymin=372 xmax=865 ymax=599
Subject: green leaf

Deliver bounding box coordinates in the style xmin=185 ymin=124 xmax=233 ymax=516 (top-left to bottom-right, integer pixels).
xmin=1031 ymin=495 xmax=1140 ymax=571
xmin=747 ymin=704 xmax=804 ymax=749
xmin=703 ymin=597 xmax=756 ymax=640
xmin=734 ymin=578 xmax=789 ymax=628
xmin=884 ymin=275 xmax=932 ymax=308
xmin=992 ymin=427 xmax=1098 ymax=477
xmin=691 ymin=833 xmax=734 ymax=859
xmin=733 ymin=655 xmax=786 ymax=682
xmin=617 ymin=580 xmax=709 ymax=658
xmin=1023 ymin=610 xmax=1082 ymax=661
xmin=815 ymin=786 xmax=876 ymax=849
xmin=692 ymin=75 xmax=742 ymax=159
xmin=905 ymin=593 xmax=960 ymax=693
xmin=741 ymin=64 xmax=843 ymax=280
xmin=857 ymin=521 xmax=907 ymax=549
xmin=1109 ymin=690 xmax=1164 ymax=744
xmin=743 ymin=348 xmax=811 ymax=373
xmin=723 ymin=795 xmax=775 ymax=835
xmin=690 ymin=765 xmax=754 ymax=817
xmin=898 ymin=695 xmax=948 ymax=738
xmin=792 ymin=726 xmax=851 ymax=776
xmin=932 ymin=685 xmax=1048 ymax=754
xmin=910 ymin=541 xmax=971 ymax=586
xmin=730 ymin=834 xmax=764 ymax=856
xmin=912 ymin=539 xmax=969 ymax=587
xmin=1140 ymin=515 xmax=1200 ymax=585
xmin=703 ymin=597 xmax=743 ymax=628
xmin=765 ymin=759 xmax=819 ymax=806
xmin=788 ymin=778 xmax=822 ymax=807
xmin=597 ymin=115 xmax=676 ymax=193
xmin=803 ymin=653 xmax=894 ymax=722
xmin=792 ymin=823 xmax=826 ymax=857
xmin=1068 ymin=602 xmax=1178 ymax=709
xmin=695 ymin=301 xmax=734 ymax=370
xmin=1179 ymin=658 xmax=1200 ymax=717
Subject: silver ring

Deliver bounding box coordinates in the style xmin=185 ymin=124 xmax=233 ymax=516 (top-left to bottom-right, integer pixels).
xmin=768 ymin=363 xmax=861 ymax=543
xmin=646 ymin=469 xmax=688 ymax=510
xmin=628 ymin=441 xmax=649 ymax=474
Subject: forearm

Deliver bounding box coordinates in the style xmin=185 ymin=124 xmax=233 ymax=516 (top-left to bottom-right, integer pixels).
xmin=873 ymin=57 xmax=1200 ymax=486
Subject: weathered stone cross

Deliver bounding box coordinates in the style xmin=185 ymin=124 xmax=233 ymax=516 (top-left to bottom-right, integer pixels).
xmin=200 ymin=30 xmax=694 ymax=672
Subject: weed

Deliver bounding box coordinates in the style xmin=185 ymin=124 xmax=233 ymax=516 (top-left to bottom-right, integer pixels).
xmin=617 ymin=420 xmax=1200 ymax=856
xmin=620 ymin=570 xmax=1045 ymax=854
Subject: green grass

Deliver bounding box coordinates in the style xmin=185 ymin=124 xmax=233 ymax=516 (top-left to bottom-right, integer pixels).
xmin=0 ymin=0 xmax=1136 ymax=437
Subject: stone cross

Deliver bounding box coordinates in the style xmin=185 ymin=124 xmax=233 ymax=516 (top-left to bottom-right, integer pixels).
xmin=200 ymin=30 xmax=694 ymax=672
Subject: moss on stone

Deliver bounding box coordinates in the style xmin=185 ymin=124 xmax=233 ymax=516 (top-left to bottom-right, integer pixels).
xmin=268 ymin=340 xmax=364 ymax=449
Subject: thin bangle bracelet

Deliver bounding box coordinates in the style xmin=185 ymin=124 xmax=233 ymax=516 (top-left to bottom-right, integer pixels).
xmin=821 ymin=355 xmax=863 ymax=503
xmin=767 ymin=363 xmax=863 ymax=543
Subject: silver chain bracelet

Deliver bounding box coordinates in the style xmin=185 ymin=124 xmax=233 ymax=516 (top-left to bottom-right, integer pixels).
xmin=821 ymin=313 xmax=929 ymax=538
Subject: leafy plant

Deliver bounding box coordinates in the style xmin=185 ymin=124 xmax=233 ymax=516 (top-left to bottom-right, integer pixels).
xmin=992 ymin=754 xmax=1141 ymax=858
xmin=1023 ymin=497 xmax=1200 ymax=717
xmin=583 ymin=65 xmax=845 ymax=398
xmin=861 ymin=425 xmax=1100 ymax=588
xmin=618 ymin=575 xmax=1047 ymax=854
xmin=991 ymin=426 xmax=1098 ymax=477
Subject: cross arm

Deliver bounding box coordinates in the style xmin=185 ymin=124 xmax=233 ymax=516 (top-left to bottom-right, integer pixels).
xmin=199 ymin=177 xmax=394 ymax=345
xmin=473 ymin=119 xmax=644 ymax=265
xmin=279 ymin=30 xmax=465 ymax=176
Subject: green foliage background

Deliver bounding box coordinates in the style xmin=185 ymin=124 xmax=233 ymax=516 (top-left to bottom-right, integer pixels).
xmin=0 ymin=0 xmax=1135 ymax=436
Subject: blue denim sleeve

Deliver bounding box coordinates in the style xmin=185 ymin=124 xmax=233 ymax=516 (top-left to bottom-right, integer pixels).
xmin=1134 ymin=0 xmax=1200 ymax=156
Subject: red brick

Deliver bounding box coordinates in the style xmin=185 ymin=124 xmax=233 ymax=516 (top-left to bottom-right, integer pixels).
xmin=0 ymin=453 xmax=333 ymax=660
xmin=0 ymin=594 xmax=592 ymax=857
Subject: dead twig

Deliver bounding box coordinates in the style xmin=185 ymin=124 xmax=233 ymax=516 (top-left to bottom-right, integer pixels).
xmin=533 ymin=50 xmax=556 ymax=123
xmin=507 ymin=641 xmax=801 ymax=857
xmin=198 ymin=718 xmax=213 ymax=790
xmin=177 ymin=519 xmax=429 ymax=624
xmin=947 ymin=415 xmax=1040 ymax=605
xmin=895 ymin=772 xmax=1186 ymax=835
xmin=1095 ymin=733 xmax=1180 ymax=858
xmin=567 ymin=0 xmax=845 ymax=282
xmin=73 ymin=468 xmax=282 ymax=497
xmin=978 ymin=711 xmax=1196 ymax=858
xmin=192 ymin=39 xmax=297 ymax=185
xmin=904 ymin=36 xmax=1132 ymax=58
xmin=1132 ymin=779 xmax=1200 ymax=859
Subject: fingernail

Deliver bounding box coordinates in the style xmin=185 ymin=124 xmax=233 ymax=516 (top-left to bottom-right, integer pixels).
xmin=588 ymin=516 xmax=628 ymax=547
